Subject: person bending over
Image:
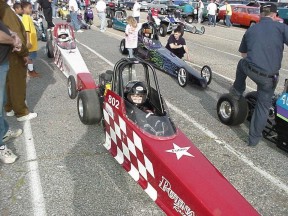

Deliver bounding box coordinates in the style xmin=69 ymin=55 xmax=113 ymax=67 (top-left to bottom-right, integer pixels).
xmin=165 ymin=27 xmax=190 ymax=60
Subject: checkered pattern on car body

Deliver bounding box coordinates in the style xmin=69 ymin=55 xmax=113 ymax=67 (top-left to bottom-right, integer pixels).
xmin=103 ymin=101 xmax=157 ymax=201
xmin=54 ymin=44 xmax=64 ymax=71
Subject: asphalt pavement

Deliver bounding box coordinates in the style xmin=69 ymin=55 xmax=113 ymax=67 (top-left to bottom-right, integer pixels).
xmin=0 ymin=10 xmax=288 ymax=216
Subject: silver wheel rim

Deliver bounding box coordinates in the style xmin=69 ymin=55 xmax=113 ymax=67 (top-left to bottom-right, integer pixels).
xmin=219 ymin=101 xmax=232 ymax=119
xmin=78 ymin=98 xmax=84 ymax=118
xmin=192 ymin=27 xmax=196 ymax=33
xmin=68 ymin=79 xmax=72 ymax=96
xmin=201 ymin=67 xmax=211 ymax=83
xmin=120 ymin=42 xmax=124 ymax=52
xmin=159 ymin=27 xmax=163 ymax=35
xmin=178 ymin=68 xmax=187 ymax=86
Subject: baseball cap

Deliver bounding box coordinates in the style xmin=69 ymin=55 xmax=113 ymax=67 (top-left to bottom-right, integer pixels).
xmin=260 ymin=3 xmax=277 ymax=13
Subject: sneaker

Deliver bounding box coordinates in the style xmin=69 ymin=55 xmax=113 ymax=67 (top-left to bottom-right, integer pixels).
xmin=100 ymin=29 xmax=105 ymax=32
xmin=28 ymin=70 xmax=40 ymax=78
xmin=76 ymin=30 xmax=84 ymax=33
xmin=17 ymin=113 xmax=38 ymax=122
xmin=6 ymin=110 xmax=15 ymax=117
xmin=3 ymin=129 xmax=23 ymax=142
xmin=0 ymin=146 xmax=18 ymax=164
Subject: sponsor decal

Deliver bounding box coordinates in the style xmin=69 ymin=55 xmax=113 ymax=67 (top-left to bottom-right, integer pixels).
xmin=159 ymin=176 xmax=195 ymax=216
xmin=136 ymin=86 xmax=144 ymax=91
xmin=166 ymin=143 xmax=194 ymax=160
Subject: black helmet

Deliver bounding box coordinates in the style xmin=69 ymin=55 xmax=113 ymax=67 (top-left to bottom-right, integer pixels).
xmin=124 ymin=81 xmax=147 ymax=105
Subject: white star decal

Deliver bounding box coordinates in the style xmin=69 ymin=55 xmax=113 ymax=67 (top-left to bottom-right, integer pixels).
xmin=166 ymin=143 xmax=194 ymax=160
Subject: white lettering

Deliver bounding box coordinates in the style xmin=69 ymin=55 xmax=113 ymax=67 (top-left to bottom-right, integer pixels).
xmin=159 ymin=176 xmax=195 ymax=216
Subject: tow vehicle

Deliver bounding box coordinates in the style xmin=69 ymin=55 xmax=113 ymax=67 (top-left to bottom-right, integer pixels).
xmin=46 ymin=23 xmax=101 ymax=125
xmin=107 ymin=9 xmax=127 ymax=31
xmin=217 ymin=79 xmax=288 ymax=152
xmin=90 ymin=58 xmax=260 ymax=215
xmin=120 ymin=23 xmax=212 ymax=88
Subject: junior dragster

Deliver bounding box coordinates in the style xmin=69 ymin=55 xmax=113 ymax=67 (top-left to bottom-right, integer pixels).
xmin=82 ymin=58 xmax=260 ymax=215
xmin=46 ymin=23 xmax=101 ymax=125
xmin=217 ymin=79 xmax=288 ymax=152
xmin=120 ymin=23 xmax=212 ymax=88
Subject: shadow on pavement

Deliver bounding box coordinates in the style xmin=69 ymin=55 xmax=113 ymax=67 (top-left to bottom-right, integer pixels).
xmin=26 ymin=44 xmax=56 ymax=111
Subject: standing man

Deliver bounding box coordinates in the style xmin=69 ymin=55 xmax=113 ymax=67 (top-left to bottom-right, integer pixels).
xmin=132 ymin=0 xmax=141 ymax=23
xmin=207 ymin=0 xmax=217 ymax=27
xmin=230 ymin=3 xmax=288 ymax=147
xmin=38 ymin=0 xmax=55 ymax=29
xmin=0 ymin=21 xmax=23 ymax=164
xmin=225 ymin=0 xmax=232 ymax=27
xmin=69 ymin=0 xmax=83 ymax=32
xmin=0 ymin=0 xmax=38 ymax=121
xmin=96 ymin=0 xmax=106 ymax=32
xmin=197 ymin=0 xmax=204 ymax=24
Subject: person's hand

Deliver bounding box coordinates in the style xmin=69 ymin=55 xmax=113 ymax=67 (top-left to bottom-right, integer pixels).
xmin=23 ymin=57 xmax=29 ymax=65
xmin=27 ymin=42 xmax=32 ymax=49
xmin=9 ymin=31 xmax=22 ymax=52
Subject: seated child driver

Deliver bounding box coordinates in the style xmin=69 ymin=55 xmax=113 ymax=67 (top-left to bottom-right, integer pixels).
xmin=124 ymin=81 xmax=155 ymax=121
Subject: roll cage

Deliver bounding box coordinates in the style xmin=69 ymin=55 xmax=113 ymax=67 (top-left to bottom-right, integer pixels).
xmin=111 ymin=58 xmax=166 ymax=116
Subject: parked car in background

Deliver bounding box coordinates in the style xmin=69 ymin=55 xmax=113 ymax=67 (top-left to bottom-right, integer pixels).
xmin=147 ymin=0 xmax=177 ymax=14
xmin=277 ymin=2 xmax=288 ymax=24
xmin=218 ymin=5 xmax=283 ymax=27
xmin=124 ymin=0 xmax=149 ymax=11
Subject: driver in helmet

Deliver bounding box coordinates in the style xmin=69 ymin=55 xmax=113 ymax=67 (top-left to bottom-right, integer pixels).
xmin=124 ymin=81 xmax=154 ymax=121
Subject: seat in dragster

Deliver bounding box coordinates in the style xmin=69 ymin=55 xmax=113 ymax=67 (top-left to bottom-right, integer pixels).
xmin=217 ymin=79 xmax=288 ymax=152
xmin=119 ymin=23 xmax=212 ymax=88
xmin=46 ymin=23 xmax=101 ymax=125
xmin=84 ymin=58 xmax=260 ymax=215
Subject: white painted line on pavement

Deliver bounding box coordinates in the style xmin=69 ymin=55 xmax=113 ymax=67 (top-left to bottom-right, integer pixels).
xmin=77 ymin=41 xmax=288 ymax=194
xmin=23 ymin=120 xmax=47 ymax=216
xmin=166 ymin=101 xmax=288 ymax=194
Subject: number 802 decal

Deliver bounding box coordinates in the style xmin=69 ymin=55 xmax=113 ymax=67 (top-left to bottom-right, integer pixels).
xmin=108 ymin=95 xmax=120 ymax=109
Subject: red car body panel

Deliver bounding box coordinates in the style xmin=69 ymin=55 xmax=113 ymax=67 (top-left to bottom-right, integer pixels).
xmin=103 ymin=89 xmax=260 ymax=216
xmin=218 ymin=5 xmax=283 ymax=26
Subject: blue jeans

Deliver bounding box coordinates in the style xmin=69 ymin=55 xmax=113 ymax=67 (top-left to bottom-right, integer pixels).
xmin=225 ymin=15 xmax=232 ymax=27
xmin=208 ymin=14 xmax=216 ymax=26
xmin=232 ymin=59 xmax=276 ymax=145
xmin=98 ymin=12 xmax=106 ymax=30
xmin=128 ymin=48 xmax=134 ymax=58
xmin=52 ymin=3 xmax=57 ymax=18
xmin=0 ymin=61 xmax=10 ymax=147
xmin=70 ymin=11 xmax=80 ymax=31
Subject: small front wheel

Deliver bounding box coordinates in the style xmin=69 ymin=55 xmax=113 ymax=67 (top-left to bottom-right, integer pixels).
xmin=177 ymin=68 xmax=188 ymax=87
xmin=120 ymin=39 xmax=128 ymax=55
xmin=68 ymin=75 xmax=78 ymax=99
xmin=191 ymin=26 xmax=197 ymax=34
xmin=200 ymin=26 xmax=205 ymax=35
xmin=159 ymin=24 xmax=167 ymax=37
xmin=201 ymin=65 xmax=212 ymax=85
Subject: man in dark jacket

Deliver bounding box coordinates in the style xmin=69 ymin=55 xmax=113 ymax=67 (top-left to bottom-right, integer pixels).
xmin=38 ymin=0 xmax=55 ymax=29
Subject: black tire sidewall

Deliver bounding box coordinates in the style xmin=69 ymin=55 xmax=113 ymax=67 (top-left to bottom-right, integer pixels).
xmin=68 ymin=76 xmax=78 ymax=99
xmin=217 ymin=93 xmax=248 ymax=126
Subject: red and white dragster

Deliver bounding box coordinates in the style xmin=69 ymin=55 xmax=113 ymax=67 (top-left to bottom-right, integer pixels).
xmin=46 ymin=23 xmax=101 ymax=124
xmin=46 ymin=24 xmax=259 ymax=215
xmin=81 ymin=58 xmax=260 ymax=216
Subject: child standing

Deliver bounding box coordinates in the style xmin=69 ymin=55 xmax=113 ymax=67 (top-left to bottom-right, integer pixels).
xmin=125 ymin=16 xmax=140 ymax=58
xmin=13 ymin=3 xmax=23 ymax=20
xmin=21 ymin=1 xmax=39 ymax=78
